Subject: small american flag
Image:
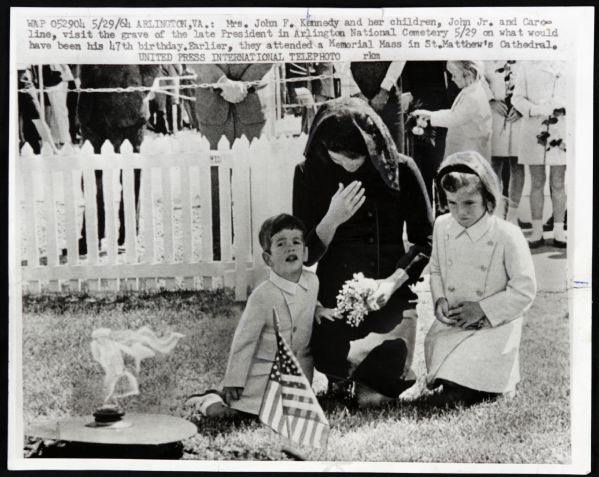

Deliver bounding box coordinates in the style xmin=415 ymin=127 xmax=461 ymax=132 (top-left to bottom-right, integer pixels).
xmin=259 ymin=309 xmax=329 ymax=449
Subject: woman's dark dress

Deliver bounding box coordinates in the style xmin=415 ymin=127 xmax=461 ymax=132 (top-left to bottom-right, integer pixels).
xmin=293 ymin=98 xmax=433 ymax=397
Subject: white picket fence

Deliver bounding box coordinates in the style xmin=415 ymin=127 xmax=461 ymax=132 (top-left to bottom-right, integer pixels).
xmin=17 ymin=132 xmax=307 ymax=300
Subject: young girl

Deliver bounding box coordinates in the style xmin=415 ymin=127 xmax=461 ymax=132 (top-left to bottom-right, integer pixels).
xmin=424 ymin=150 xmax=537 ymax=403
xmin=413 ymin=60 xmax=492 ymax=160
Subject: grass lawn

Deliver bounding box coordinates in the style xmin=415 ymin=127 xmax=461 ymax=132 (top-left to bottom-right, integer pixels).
xmin=21 ymin=286 xmax=570 ymax=463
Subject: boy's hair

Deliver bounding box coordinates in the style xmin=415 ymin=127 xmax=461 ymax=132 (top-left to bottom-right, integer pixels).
xmin=447 ymin=60 xmax=484 ymax=81
xmin=319 ymin=115 xmax=368 ymax=159
xmin=258 ymin=214 xmax=306 ymax=253
xmin=440 ymin=171 xmax=495 ymax=212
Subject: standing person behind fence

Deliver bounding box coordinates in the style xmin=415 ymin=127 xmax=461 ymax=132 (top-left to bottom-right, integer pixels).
xmin=511 ymin=60 xmax=568 ymax=248
xmin=43 ymin=65 xmax=74 ymax=148
xmin=293 ymin=97 xmax=433 ymax=408
xmin=413 ymin=60 xmax=492 ymax=161
xmin=424 ymin=151 xmax=536 ymax=404
xmin=401 ymin=61 xmax=459 ymax=213
xmin=191 ymin=63 xmax=273 ymax=149
xmin=185 ymin=214 xmax=326 ymax=419
xmin=336 ymin=61 xmax=406 ymax=151
xmin=484 ymin=60 xmax=525 ymax=224
xmin=286 ymin=62 xmax=336 ymax=134
xmin=77 ymin=64 xmax=162 ymax=255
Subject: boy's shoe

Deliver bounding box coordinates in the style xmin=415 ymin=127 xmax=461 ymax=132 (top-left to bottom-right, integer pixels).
xmin=184 ymin=390 xmax=224 ymax=417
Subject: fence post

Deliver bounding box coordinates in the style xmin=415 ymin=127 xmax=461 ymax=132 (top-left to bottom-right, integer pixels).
xmin=231 ymin=136 xmax=251 ymax=301
xmin=19 ymin=144 xmax=41 ymax=292
xmin=179 ymin=133 xmax=195 ymax=289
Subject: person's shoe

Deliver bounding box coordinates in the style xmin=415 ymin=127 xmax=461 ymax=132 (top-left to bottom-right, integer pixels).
xmin=528 ymin=237 xmax=545 ymax=249
xmin=552 ymin=238 xmax=567 ymax=249
xmin=325 ymin=379 xmax=354 ymax=402
xmin=184 ymin=390 xmax=224 ymax=417
xmin=518 ymin=219 xmax=532 ymax=230
xmin=543 ymin=216 xmax=554 ymax=232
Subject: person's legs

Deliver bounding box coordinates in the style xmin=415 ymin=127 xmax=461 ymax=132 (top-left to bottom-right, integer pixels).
xmin=352 ymin=307 xmax=418 ymax=407
xmin=529 ymin=165 xmax=546 ymax=244
xmin=46 ymin=82 xmax=71 ymax=146
xmin=491 ymin=157 xmax=506 ymax=218
xmin=490 ymin=157 xmax=504 ymax=192
xmin=506 ymin=158 xmax=525 ymax=224
xmin=312 ymin=319 xmax=353 ymax=380
xmin=412 ymin=140 xmax=444 ymax=214
xmin=549 ymin=165 xmax=567 ymax=245
xmin=381 ymin=92 xmax=403 ymax=152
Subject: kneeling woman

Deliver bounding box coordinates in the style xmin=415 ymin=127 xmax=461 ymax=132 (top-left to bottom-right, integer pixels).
xmin=293 ymin=97 xmax=433 ymax=407
xmin=425 ymin=151 xmax=537 ymax=402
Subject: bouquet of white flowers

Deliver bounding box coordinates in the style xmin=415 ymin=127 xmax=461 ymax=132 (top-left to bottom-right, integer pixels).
xmin=334 ymin=273 xmax=379 ymax=327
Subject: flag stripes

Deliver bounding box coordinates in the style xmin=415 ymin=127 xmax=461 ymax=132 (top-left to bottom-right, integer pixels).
xmin=259 ymin=308 xmax=330 ymax=449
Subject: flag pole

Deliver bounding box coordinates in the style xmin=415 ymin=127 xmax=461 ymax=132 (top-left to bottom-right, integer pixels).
xmin=272 ymin=307 xmax=280 ymax=334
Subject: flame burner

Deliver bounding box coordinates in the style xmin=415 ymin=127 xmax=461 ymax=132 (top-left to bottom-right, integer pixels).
xmin=27 ymin=413 xmax=196 ymax=459
xmin=87 ymin=405 xmax=131 ymax=429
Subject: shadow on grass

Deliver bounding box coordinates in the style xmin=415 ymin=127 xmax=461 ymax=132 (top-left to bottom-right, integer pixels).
xmin=186 ymin=413 xmax=259 ymax=439
xmin=317 ymin=390 xmax=501 ymax=432
xmin=22 ymin=288 xmax=238 ymax=316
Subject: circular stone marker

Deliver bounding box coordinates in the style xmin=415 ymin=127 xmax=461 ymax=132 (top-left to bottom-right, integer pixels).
xmin=27 ymin=413 xmax=196 ymax=446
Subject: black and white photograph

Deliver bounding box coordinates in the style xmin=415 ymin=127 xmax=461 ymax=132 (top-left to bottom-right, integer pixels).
xmin=8 ymin=6 xmax=592 ymax=473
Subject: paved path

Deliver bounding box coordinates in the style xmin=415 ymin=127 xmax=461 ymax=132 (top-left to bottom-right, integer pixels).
xmin=523 ymin=229 xmax=568 ymax=292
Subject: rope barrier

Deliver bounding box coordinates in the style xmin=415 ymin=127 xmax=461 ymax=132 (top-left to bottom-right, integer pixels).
xmin=17 ymin=72 xmax=341 ymax=95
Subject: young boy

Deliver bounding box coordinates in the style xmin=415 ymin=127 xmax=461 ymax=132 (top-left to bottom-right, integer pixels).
xmin=186 ymin=213 xmax=323 ymax=419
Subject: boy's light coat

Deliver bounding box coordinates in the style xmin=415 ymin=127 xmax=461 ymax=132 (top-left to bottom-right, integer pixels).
xmin=223 ymin=269 xmax=318 ymax=415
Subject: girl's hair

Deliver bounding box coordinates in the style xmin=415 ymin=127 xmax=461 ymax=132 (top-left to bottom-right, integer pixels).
xmin=440 ymin=171 xmax=495 ymax=212
xmin=447 ymin=60 xmax=484 ymax=82
xmin=318 ymin=115 xmax=369 ymax=159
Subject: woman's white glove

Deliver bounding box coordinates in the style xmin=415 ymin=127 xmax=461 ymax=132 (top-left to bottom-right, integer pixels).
xmin=367 ymin=269 xmax=408 ymax=311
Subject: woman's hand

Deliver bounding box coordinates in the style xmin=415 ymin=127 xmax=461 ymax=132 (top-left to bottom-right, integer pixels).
xmin=314 ymin=306 xmax=339 ymax=325
xmin=490 ymin=99 xmax=509 ymax=117
xmin=411 ymin=109 xmax=432 ymax=121
xmin=219 ymin=77 xmax=248 ymax=104
xmin=434 ymin=297 xmax=454 ymax=325
xmin=367 ymin=269 xmax=408 ymax=311
xmin=447 ymin=301 xmax=486 ymax=329
xmin=315 ymin=181 xmax=366 ymax=249
xmin=324 ymin=181 xmax=366 ymax=229
xmin=506 ymin=107 xmax=522 ymax=123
